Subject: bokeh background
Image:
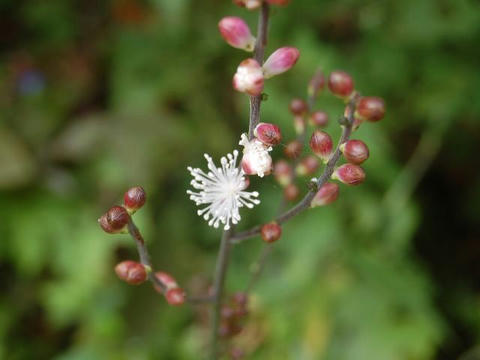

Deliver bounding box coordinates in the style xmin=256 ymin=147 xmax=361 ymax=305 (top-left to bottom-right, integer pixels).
xmin=1 ymin=0 xmax=480 ymax=359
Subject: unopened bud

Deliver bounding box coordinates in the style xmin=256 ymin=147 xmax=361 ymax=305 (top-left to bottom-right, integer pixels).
xmin=240 ymin=134 xmax=272 ymax=177
xmin=333 ymin=164 xmax=366 ymax=185
xmin=233 ymin=59 xmax=264 ymax=96
xmin=356 ymin=96 xmax=385 ymax=122
xmin=328 ymin=70 xmax=354 ymax=98
xmin=284 ymin=140 xmax=303 ymax=159
xmin=115 ymin=261 xmax=147 ymax=285
xmin=284 ymin=183 xmax=300 ymax=201
xmin=308 ymin=69 xmax=325 ymax=98
xmin=232 ymin=292 xmax=248 ymax=307
xmin=266 ymin=0 xmax=290 ymax=5
xmin=296 ymin=155 xmax=319 ymax=176
xmin=218 ymin=17 xmax=256 ymax=52
xmin=124 ymin=186 xmax=146 ymax=213
xmin=289 ymin=98 xmax=308 ymax=116
xmin=254 ymin=122 xmax=282 ymax=146
xmin=165 ymin=287 xmax=185 ymax=306
xmin=311 ymin=182 xmax=339 ymax=207
xmin=154 ymin=271 xmax=179 ymax=292
xmin=274 ymin=160 xmax=293 ymax=187
xmin=309 ymin=130 xmax=333 ymax=163
xmin=233 ymin=0 xmax=262 ymax=10
xmin=262 ymin=47 xmax=300 ymax=79
xmin=309 ymin=111 xmax=329 ymax=127
xmin=261 ymin=222 xmax=282 ymax=243
xmin=98 ymin=206 xmax=129 ymax=234
xmin=293 ymin=115 xmax=305 ymax=135
xmin=341 ymin=139 xmax=369 ymax=164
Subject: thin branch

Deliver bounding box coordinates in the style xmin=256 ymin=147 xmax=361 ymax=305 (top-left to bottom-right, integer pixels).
xmin=209 ymin=228 xmax=234 ymax=359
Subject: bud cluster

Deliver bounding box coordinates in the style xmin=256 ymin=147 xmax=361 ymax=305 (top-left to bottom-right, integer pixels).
xmin=219 ymin=292 xmax=249 ymax=341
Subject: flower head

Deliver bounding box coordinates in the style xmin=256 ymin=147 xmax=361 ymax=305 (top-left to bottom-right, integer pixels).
xmin=239 ymin=134 xmax=272 ymax=177
xmin=187 ymin=150 xmax=260 ymax=230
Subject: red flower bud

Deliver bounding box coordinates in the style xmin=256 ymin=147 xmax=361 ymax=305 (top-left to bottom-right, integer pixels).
xmin=154 ymin=271 xmax=179 ymax=292
xmin=165 ymin=287 xmax=185 ymax=306
xmin=254 ymin=122 xmax=282 ymax=146
xmin=233 ymin=0 xmax=262 ymax=10
xmin=233 ymin=59 xmax=264 ymax=96
xmin=115 ymin=260 xmax=147 ymax=285
xmin=274 ymin=160 xmax=293 ymax=187
xmin=218 ymin=17 xmax=256 ymax=52
xmin=309 ymin=130 xmax=333 ymax=162
xmin=356 ymin=96 xmax=385 ymax=122
xmin=342 ymin=140 xmax=369 ymax=164
xmin=333 ymin=164 xmax=366 ymax=185
xmin=262 ymin=47 xmax=300 ymax=79
xmin=261 ymin=222 xmax=282 ymax=243
xmin=124 ymin=186 xmax=146 ymax=213
xmin=284 ymin=140 xmax=303 ymax=159
xmin=328 ymin=70 xmax=354 ymax=98
xmin=311 ymin=182 xmax=339 ymax=207
xmin=266 ymin=0 xmax=290 ymax=5
xmin=284 ymin=183 xmax=300 ymax=201
xmin=289 ymin=98 xmax=308 ymax=116
xmin=296 ymin=155 xmax=320 ymax=176
xmin=309 ymin=111 xmax=329 ymax=127
xmin=98 ymin=206 xmax=129 ymax=234
xmin=308 ymin=69 xmax=325 ymax=98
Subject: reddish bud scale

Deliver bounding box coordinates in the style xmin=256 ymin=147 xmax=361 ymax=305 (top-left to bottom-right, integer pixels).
xmin=99 ymin=206 xmax=130 ymax=233
xmin=309 ymin=111 xmax=329 ymax=127
xmin=274 ymin=160 xmax=293 ymax=187
xmin=261 ymin=222 xmax=282 ymax=243
xmin=284 ymin=183 xmax=300 ymax=201
xmin=254 ymin=122 xmax=282 ymax=146
xmin=165 ymin=287 xmax=185 ymax=306
xmin=263 ymin=47 xmax=300 ymax=79
xmin=289 ymin=98 xmax=308 ymax=116
xmin=308 ymin=69 xmax=325 ymax=98
xmin=333 ymin=164 xmax=366 ymax=186
xmin=311 ymin=182 xmax=339 ymax=207
xmin=124 ymin=186 xmax=146 ymax=213
xmin=296 ymin=155 xmax=320 ymax=176
xmin=356 ymin=96 xmax=385 ymax=122
xmin=284 ymin=140 xmax=303 ymax=159
xmin=328 ymin=70 xmax=354 ymax=98
xmin=218 ymin=17 xmax=255 ymax=52
xmin=115 ymin=261 xmax=147 ymax=285
xmin=342 ymin=140 xmax=369 ymax=164
xmin=309 ymin=130 xmax=333 ymax=162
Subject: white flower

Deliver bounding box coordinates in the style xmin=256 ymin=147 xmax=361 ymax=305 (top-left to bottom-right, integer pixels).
xmin=187 ymin=150 xmax=260 ymax=230
xmin=239 ymin=133 xmax=272 ymax=177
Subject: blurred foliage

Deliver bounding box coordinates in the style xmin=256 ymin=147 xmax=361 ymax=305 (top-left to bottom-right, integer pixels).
xmin=1 ymin=0 xmax=480 ymax=359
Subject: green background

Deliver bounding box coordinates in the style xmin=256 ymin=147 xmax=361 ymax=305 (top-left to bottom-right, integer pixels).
xmin=1 ymin=0 xmax=480 ymax=359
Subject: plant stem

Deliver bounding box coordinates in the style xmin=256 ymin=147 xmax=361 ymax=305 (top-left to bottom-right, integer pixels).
xmin=209 ymin=228 xmax=234 ymax=359
xmin=248 ymin=2 xmax=270 ymax=139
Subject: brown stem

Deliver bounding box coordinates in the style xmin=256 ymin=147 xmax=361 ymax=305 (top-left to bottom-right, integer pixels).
xmin=209 ymin=228 xmax=234 ymax=359
xmin=248 ymin=2 xmax=270 ymax=139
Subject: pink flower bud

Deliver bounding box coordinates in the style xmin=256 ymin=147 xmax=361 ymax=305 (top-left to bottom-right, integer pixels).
xmin=296 ymin=155 xmax=319 ymax=176
xmin=124 ymin=186 xmax=146 ymax=213
xmin=115 ymin=261 xmax=147 ymax=285
xmin=233 ymin=59 xmax=264 ymax=96
xmin=233 ymin=0 xmax=262 ymax=10
xmin=165 ymin=287 xmax=185 ymax=306
xmin=309 ymin=130 xmax=333 ymax=162
xmin=333 ymin=164 xmax=366 ymax=185
xmin=356 ymin=96 xmax=385 ymax=122
xmin=218 ymin=17 xmax=256 ymax=52
xmin=342 ymin=139 xmax=369 ymax=164
xmin=262 ymin=47 xmax=300 ymax=79
xmin=293 ymin=115 xmax=305 ymax=135
xmin=284 ymin=140 xmax=303 ymax=159
xmin=328 ymin=70 xmax=354 ymax=98
xmin=266 ymin=0 xmax=290 ymax=5
xmin=308 ymin=69 xmax=325 ymax=98
xmin=154 ymin=271 xmax=179 ymax=292
xmin=284 ymin=183 xmax=300 ymax=201
xmin=309 ymin=111 xmax=329 ymax=127
xmin=289 ymin=98 xmax=308 ymax=115
xmin=274 ymin=160 xmax=293 ymax=187
xmin=254 ymin=122 xmax=282 ymax=146
xmin=240 ymin=134 xmax=272 ymax=177
xmin=98 ymin=206 xmax=129 ymax=234
xmin=261 ymin=222 xmax=282 ymax=243
xmin=311 ymin=182 xmax=339 ymax=207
